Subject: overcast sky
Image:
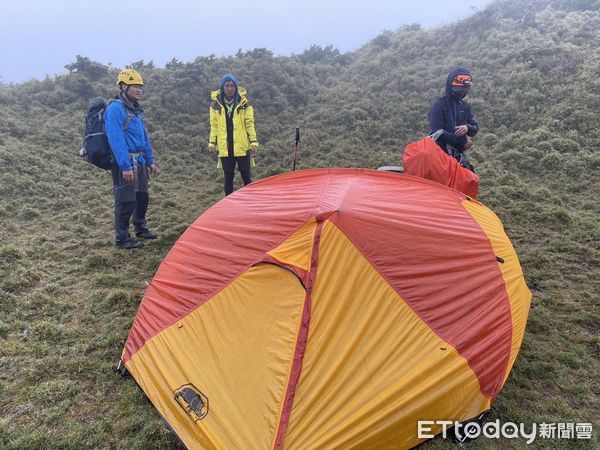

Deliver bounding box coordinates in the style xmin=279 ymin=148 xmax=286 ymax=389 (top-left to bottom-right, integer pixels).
xmin=1 ymin=0 xmax=492 ymax=83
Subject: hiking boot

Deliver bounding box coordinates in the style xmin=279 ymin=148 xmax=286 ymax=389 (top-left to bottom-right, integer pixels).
xmin=136 ymin=230 xmax=157 ymax=240
xmin=116 ymin=239 xmax=144 ymax=249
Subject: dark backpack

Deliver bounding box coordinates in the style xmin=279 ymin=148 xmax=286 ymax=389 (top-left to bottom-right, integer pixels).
xmin=79 ymin=97 xmax=131 ymax=170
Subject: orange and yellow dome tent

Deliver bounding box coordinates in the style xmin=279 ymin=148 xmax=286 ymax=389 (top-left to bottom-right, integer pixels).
xmin=120 ymin=168 xmax=531 ymax=449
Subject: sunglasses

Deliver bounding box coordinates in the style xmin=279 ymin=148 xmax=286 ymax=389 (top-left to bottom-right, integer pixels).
xmin=451 ymin=74 xmax=473 ymax=87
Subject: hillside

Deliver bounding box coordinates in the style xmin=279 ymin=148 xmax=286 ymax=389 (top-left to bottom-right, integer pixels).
xmin=0 ymin=0 xmax=598 ymax=448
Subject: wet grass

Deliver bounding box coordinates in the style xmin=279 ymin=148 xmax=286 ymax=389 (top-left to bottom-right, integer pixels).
xmin=1 ymin=127 xmax=598 ymax=449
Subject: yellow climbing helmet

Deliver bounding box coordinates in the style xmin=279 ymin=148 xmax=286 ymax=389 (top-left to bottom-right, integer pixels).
xmin=117 ymin=69 xmax=144 ymax=86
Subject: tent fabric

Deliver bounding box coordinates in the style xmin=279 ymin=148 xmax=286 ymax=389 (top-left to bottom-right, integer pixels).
xmin=461 ymin=200 xmax=531 ymax=385
xmin=403 ymin=136 xmax=480 ymax=198
xmin=121 ymin=168 xmax=531 ymax=449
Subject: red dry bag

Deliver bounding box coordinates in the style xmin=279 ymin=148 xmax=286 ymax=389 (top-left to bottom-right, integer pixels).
xmin=403 ymin=136 xmax=480 ymax=199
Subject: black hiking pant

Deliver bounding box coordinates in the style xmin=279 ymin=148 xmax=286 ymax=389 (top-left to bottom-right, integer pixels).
xmin=112 ymin=163 xmax=150 ymax=244
xmin=221 ymin=155 xmax=252 ymax=196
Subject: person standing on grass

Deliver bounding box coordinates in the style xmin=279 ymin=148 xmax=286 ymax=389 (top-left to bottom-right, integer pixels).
xmin=105 ymin=69 xmax=159 ymax=249
xmin=208 ymin=74 xmax=259 ymax=196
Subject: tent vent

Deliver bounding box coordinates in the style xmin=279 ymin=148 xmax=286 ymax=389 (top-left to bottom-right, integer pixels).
xmin=174 ymin=384 xmax=209 ymax=422
xmin=496 ymin=256 xmax=505 ymax=264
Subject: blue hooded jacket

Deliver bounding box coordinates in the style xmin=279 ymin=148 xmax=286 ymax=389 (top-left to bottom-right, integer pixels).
xmin=428 ymin=66 xmax=478 ymax=154
xmin=104 ymin=94 xmax=155 ymax=171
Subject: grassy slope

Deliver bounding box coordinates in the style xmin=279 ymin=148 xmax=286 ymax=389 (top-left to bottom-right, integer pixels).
xmin=0 ymin=0 xmax=598 ymax=448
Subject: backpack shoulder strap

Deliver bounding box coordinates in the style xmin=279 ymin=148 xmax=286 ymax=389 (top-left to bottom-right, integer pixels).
xmin=108 ymin=98 xmax=132 ymax=131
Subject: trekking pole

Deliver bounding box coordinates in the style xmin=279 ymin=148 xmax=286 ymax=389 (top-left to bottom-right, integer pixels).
xmin=292 ymin=127 xmax=300 ymax=171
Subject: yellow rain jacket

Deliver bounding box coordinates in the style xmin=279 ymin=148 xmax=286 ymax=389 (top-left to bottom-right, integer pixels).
xmin=208 ymin=87 xmax=259 ymax=157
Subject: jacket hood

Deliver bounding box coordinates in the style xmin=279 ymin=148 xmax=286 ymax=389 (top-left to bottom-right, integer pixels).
xmin=218 ymin=73 xmax=241 ymax=104
xmin=220 ymin=73 xmax=238 ymax=90
xmin=211 ymin=87 xmax=248 ymax=104
xmin=445 ymin=66 xmax=472 ymax=97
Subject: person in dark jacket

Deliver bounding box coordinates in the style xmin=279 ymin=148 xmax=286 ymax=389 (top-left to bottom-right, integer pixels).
xmin=105 ymin=69 xmax=159 ymax=249
xmin=428 ymin=66 xmax=478 ymax=171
